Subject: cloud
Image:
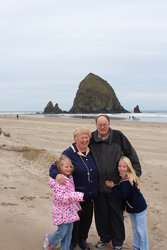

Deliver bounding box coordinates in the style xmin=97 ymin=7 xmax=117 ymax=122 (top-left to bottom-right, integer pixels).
xmin=0 ymin=0 xmax=167 ymax=111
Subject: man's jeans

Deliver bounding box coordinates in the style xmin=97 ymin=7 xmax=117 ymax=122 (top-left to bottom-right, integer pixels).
xmin=48 ymin=223 xmax=73 ymax=250
xmin=130 ymin=210 xmax=149 ymax=250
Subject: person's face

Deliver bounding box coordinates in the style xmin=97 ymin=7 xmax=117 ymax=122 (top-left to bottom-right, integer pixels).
xmin=61 ymin=161 xmax=73 ymax=176
xmin=96 ymin=116 xmax=110 ymax=138
xmin=76 ymin=133 xmax=90 ymax=152
xmin=118 ymin=159 xmax=128 ymax=175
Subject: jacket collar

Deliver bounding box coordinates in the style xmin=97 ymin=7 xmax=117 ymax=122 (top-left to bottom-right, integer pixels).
xmin=71 ymin=143 xmax=90 ymax=156
xmin=93 ymin=128 xmax=113 ymax=143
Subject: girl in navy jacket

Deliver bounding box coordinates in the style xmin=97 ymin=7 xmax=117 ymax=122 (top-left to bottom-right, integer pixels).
xmin=105 ymin=156 xmax=149 ymax=250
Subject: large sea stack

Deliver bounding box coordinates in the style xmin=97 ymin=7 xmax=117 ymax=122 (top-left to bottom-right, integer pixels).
xmin=69 ymin=73 xmax=128 ymax=113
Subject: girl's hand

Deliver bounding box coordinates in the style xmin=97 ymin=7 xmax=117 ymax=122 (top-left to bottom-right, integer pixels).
xmin=105 ymin=180 xmax=115 ymax=188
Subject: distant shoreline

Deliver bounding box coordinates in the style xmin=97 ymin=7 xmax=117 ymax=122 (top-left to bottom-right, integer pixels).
xmin=0 ymin=111 xmax=167 ymax=123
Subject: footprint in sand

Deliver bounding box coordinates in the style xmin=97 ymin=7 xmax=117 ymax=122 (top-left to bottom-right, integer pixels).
xmin=150 ymin=207 xmax=162 ymax=215
xmin=20 ymin=196 xmax=36 ymax=202
xmin=0 ymin=202 xmax=18 ymax=206
xmin=3 ymin=174 xmax=9 ymax=178
xmin=4 ymin=186 xmax=16 ymax=190
xmin=0 ymin=186 xmax=16 ymax=191
xmin=154 ymin=187 xmax=160 ymax=191
xmin=5 ymin=218 xmax=13 ymax=223
xmin=153 ymin=181 xmax=159 ymax=184
xmin=152 ymin=181 xmax=160 ymax=191
xmin=40 ymin=196 xmax=50 ymax=199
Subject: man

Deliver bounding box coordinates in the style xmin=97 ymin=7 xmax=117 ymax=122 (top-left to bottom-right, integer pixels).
xmin=89 ymin=114 xmax=141 ymax=250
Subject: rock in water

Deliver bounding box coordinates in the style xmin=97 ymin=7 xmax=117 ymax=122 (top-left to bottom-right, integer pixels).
xmin=134 ymin=105 xmax=141 ymax=113
xmin=44 ymin=101 xmax=55 ymax=114
xmin=54 ymin=103 xmax=63 ymax=114
xmin=44 ymin=101 xmax=63 ymax=114
xmin=69 ymin=73 xmax=128 ymax=113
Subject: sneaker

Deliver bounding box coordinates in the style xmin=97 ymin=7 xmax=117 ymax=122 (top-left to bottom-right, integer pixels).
xmin=78 ymin=240 xmax=90 ymax=250
xmin=114 ymin=246 xmax=122 ymax=250
xmin=95 ymin=240 xmax=108 ymax=248
xmin=43 ymin=234 xmax=52 ymax=250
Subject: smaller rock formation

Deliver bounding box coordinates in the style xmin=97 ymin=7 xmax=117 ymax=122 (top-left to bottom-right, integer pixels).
xmin=44 ymin=101 xmax=55 ymax=113
xmin=44 ymin=101 xmax=63 ymax=114
xmin=54 ymin=103 xmax=63 ymax=114
xmin=134 ymin=105 xmax=141 ymax=113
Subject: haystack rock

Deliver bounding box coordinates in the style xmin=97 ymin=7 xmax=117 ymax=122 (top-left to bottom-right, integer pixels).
xmin=69 ymin=73 xmax=128 ymax=113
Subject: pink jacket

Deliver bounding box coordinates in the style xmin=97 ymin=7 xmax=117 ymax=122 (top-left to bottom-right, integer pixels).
xmin=49 ymin=176 xmax=84 ymax=225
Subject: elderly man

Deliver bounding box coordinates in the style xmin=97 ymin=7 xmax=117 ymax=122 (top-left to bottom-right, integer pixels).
xmin=89 ymin=114 xmax=141 ymax=250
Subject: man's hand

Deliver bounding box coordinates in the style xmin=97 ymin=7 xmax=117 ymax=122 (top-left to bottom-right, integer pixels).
xmin=56 ymin=174 xmax=67 ymax=185
xmin=105 ymin=180 xmax=115 ymax=188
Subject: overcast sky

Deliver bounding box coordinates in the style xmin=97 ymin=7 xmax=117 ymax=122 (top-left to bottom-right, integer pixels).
xmin=0 ymin=0 xmax=167 ymax=112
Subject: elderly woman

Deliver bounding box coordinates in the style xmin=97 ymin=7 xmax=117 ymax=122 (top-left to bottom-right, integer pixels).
xmin=49 ymin=128 xmax=98 ymax=250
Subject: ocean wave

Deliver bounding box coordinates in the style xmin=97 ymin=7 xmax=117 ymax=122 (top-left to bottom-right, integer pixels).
xmin=0 ymin=111 xmax=167 ymax=123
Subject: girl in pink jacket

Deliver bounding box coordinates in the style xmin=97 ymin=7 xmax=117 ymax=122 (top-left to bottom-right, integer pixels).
xmin=43 ymin=155 xmax=84 ymax=250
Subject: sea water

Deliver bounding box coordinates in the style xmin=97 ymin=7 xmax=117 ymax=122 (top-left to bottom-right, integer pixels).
xmin=0 ymin=110 xmax=167 ymax=123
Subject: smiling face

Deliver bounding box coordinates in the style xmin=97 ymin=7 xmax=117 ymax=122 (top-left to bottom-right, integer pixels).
xmin=61 ymin=160 xmax=73 ymax=176
xmin=76 ymin=133 xmax=90 ymax=152
xmin=96 ymin=115 xmax=110 ymax=139
xmin=118 ymin=159 xmax=128 ymax=175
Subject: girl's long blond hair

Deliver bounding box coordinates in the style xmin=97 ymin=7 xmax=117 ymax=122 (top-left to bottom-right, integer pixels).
xmin=120 ymin=156 xmax=139 ymax=186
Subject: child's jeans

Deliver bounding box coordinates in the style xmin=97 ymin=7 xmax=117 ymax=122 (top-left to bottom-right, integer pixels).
xmin=48 ymin=223 xmax=73 ymax=250
xmin=130 ymin=210 xmax=149 ymax=250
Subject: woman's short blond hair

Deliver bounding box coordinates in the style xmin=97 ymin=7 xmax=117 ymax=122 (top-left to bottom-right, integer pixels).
xmin=56 ymin=155 xmax=74 ymax=173
xmin=73 ymin=128 xmax=91 ymax=142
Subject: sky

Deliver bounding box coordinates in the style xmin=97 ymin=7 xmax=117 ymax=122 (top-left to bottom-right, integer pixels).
xmin=0 ymin=0 xmax=167 ymax=112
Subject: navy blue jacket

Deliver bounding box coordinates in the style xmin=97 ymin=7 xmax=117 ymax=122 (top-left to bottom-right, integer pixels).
xmin=112 ymin=178 xmax=147 ymax=213
xmin=49 ymin=143 xmax=98 ymax=200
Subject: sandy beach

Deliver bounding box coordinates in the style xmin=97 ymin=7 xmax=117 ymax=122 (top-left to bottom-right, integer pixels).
xmin=0 ymin=115 xmax=167 ymax=250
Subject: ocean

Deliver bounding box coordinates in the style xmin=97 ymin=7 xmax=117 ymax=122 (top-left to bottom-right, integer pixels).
xmin=0 ymin=111 xmax=167 ymax=123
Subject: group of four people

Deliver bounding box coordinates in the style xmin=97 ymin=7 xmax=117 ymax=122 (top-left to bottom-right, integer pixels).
xmin=43 ymin=114 xmax=149 ymax=250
